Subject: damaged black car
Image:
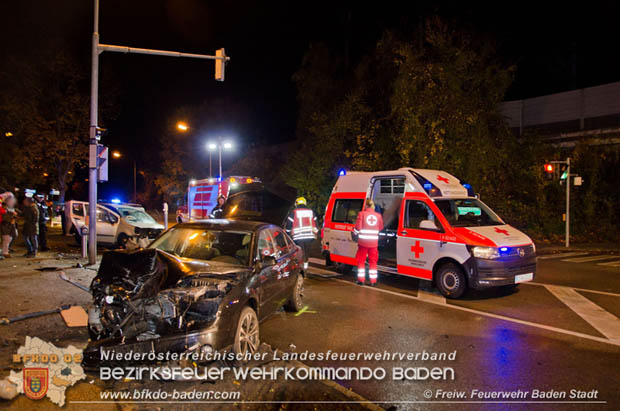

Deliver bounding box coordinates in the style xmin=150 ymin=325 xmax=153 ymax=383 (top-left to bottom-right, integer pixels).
xmin=84 ymin=220 xmax=305 ymax=365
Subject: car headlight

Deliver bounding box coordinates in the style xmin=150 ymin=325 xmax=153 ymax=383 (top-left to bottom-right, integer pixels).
xmin=470 ymin=246 xmax=500 ymax=259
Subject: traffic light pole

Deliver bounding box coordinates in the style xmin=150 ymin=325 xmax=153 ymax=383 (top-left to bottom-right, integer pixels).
xmin=550 ymin=157 xmax=571 ymax=248
xmin=565 ymin=157 xmax=570 ymax=248
xmin=87 ymin=0 xmax=229 ymax=264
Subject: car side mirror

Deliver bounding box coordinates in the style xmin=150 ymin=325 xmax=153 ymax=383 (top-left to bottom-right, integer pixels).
xmin=257 ymin=255 xmax=277 ymax=270
xmin=419 ymin=220 xmax=439 ymax=231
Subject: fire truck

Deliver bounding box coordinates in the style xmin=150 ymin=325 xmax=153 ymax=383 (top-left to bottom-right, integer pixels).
xmin=177 ymin=176 xmax=259 ymax=223
xmin=321 ymin=168 xmax=536 ymax=298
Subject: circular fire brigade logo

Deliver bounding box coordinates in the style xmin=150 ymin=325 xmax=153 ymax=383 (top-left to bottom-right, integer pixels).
xmin=366 ymin=215 xmax=378 ymax=226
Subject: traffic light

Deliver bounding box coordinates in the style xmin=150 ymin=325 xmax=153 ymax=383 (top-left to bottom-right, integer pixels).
xmin=215 ymin=48 xmax=226 ymax=81
xmin=544 ymin=163 xmax=554 ymax=173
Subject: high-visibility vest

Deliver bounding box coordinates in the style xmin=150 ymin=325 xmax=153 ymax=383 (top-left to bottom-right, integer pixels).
xmin=287 ymin=207 xmax=317 ymax=241
xmin=353 ymin=208 xmax=384 ymax=248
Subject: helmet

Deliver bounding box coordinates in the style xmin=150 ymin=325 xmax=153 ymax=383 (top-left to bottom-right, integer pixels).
xmin=295 ymin=197 xmax=307 ymax=206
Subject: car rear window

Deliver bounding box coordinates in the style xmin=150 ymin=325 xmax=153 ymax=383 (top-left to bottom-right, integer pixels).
xmin=331 ymin=199 xmax=364 ymax=224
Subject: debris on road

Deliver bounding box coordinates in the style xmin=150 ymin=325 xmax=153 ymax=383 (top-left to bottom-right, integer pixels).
xmin=0 ymin=305 xmax=71 ymax=325
xmin=58 ymin=271 xmax=91 ymax=293
xmin=60 ymin=306 xmax=89 ymax=327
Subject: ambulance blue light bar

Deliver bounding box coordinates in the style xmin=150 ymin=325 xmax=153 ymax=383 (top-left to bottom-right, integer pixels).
xmin=338 ymin=168 xmax=346 ymax=176
xmin=111 ymin=198 xmax=121 ymax=204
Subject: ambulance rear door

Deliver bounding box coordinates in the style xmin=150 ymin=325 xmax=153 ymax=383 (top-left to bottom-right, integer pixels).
xmin=324 ymin=194 xmax=365 ymax=265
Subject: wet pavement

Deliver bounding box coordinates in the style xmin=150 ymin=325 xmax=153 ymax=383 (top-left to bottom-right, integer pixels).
xmin=259 ymin=255 xmax=620 ymax=410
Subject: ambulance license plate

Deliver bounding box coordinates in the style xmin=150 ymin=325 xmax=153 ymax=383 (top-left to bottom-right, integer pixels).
xmin=515 ymin=273 xmax=533 ymax=283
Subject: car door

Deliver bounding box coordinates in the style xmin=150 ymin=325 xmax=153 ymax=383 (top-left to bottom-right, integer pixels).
xmin=271 ymin=227 xmax=295 ymax=298
xmin=255 ymin=228 xmax=281 ymax=316
xmin=96 ymin=207 xmax=118 ymax=244
xmin=396 ymin=196 xmax=445 ymax=280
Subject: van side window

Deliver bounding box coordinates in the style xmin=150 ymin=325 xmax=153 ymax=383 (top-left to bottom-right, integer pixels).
xmin=405 ymin=200 xmax=442 ymax=231
xmin=332 ymin=199 xmax=364 ymax=224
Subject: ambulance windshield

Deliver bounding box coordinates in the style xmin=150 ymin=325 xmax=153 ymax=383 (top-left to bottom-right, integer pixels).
xmin=434 ymin=198 xmax=503 ymax=227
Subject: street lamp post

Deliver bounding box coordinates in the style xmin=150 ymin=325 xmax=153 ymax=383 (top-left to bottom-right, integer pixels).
xmin=207 ymin=138 xmax=232 ymax=179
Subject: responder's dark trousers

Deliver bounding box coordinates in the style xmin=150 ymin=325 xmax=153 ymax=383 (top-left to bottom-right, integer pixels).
xmin=38 ymin=223 xmax=47 ymax=249
xmin=295 ymin=239 xmax=312 ymax=263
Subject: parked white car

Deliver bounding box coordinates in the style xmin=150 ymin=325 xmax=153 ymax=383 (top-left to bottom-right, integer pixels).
xmin=66 ymin=201 xmax=164 ymax=247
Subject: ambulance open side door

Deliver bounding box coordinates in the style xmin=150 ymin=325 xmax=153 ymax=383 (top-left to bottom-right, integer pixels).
xmin=396 ymin=192 xmax=445 ymax=280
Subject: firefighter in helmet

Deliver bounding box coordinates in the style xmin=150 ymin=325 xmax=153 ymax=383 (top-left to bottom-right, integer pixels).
xmin=285 ymin=197 xmax=318 ymax=269
xmin=352 ymin=198 xmax=383 ymax=286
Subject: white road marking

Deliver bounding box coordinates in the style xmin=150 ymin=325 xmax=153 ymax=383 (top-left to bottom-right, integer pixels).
xmin=527 ymin=282 xmax=620 ymax=298
xmin=331 ymin=276 xmax=620 ymax=347
xmin=598 ymin=260 xmax=620 ymax=267
xmin=309 ymin=259 xmax=620 ymax=347
xmin=562 ymin=255 xmax=619 ymax=263
xmin=537 ymin=252 xmax=588 ymax=260
xmin=545 ymin=285 xmax=620 ymax=341
xmin=417 ymin=281 xmax=447 ymax=304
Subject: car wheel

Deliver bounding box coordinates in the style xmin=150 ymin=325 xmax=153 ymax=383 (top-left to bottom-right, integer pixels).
xmin=116 ymin=233 xmax=129 ymax=249
xmin=435 ymin=263 xmax=467 ymax=299
xmin=233 ymin=306 xmax=260 ymax=356
xmin=284 ymin=274 xmax=304 ymax=312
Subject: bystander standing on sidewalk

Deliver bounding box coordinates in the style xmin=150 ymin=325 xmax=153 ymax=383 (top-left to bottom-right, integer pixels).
xmin=22 ymin=197 xmax=39 ymax=258
xmin=1 ymin=193 xmax=18 ymax=258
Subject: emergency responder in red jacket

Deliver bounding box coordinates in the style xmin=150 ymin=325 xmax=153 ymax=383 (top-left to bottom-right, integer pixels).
xmin=353 ymin=199 xmax=384 ymax=286
xmin=285 ymin=197 xmax=318 ymax=269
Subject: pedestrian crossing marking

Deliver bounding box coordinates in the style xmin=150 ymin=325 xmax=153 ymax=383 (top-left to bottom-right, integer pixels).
xmin=545 ymin=285 xmax=620 ymax=341
xmin=562 ymin=255 xmax=620 ymax=263
xmin=538 ymin=252 xmax=588 ymax=260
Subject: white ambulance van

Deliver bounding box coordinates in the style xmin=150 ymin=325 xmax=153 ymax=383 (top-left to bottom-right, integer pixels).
xmin=321 ymin=168 xmax=536 ymax=298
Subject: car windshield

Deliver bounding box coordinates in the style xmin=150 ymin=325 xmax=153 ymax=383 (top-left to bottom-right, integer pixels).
xmin=434 ymin=198 xmax=504 ymax=227
xmin=149 ymin=227 xmax=253 ymax=266
xmin=117 ymin=207 xmax=157 ymax=224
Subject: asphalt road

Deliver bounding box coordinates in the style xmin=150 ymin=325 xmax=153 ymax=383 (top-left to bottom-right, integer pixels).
xmin=260 ymin=252 xmax=620 ymax=410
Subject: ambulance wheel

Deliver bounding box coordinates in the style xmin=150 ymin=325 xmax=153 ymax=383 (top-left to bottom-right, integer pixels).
xmin=436 ymin=263 xmax=467 ymax=299
xmin=337 ymin=264 xmax=353 ymax=275
xmin=284 ymin=274 xmax=304 ymax=312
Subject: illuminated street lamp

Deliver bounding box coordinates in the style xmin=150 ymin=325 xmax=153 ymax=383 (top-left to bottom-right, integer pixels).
xmin=112 ymin=151 xmax=122 ymax=159
xmin=177 ymin=122 xmax=189 ymax=132
xmin=206 ymin=137 xmax=233 ymax=179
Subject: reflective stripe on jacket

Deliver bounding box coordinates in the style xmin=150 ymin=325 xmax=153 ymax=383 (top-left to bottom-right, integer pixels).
xmin=286 ymin=207 xmax=317 ymax=241
xmin=354 ymin=208 xmax=384 ymax=248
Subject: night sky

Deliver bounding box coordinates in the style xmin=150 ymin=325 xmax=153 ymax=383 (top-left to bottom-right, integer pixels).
xmin=2 ymin=0 xmax=620 ymax=199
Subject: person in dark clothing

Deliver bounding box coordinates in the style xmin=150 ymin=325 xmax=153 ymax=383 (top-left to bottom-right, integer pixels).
xmin=22 ymin=197 xmax=39 ymax=257
xmin=209 ymin=196 xmax=226 ymax=219
xmin=34 ymin=194 xmax=50 ymax=251
xmin=1 ymin=193 xmax=18 ymax=258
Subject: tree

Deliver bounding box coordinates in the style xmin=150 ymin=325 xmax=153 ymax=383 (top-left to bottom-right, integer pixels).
xmin=0 ymin=49 xmax=100 ymax=202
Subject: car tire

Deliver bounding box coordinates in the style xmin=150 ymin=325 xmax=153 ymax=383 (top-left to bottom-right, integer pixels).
xmin=233 ymin=306 xmax=260 ymax=357
xmin=284 ymin=274 xmax=304 ymax=312
xmin=116 ymin=233 xmax=129 ymax=249
xmin=435 ymin=263 xmax=467 ymax=299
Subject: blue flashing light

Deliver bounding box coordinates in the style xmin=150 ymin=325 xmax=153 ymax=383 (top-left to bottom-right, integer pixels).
xmin=463 ymin=183 xmax=472 ymax=189
xmin=500 ymin=247 xmax=508 ymax=252
xmin=111 ymin=198 xmax=121 ymax=204
xmin=338 ymin=168 xmax=346 ymax=176
xmin=423 ymin=183 xmax=432 ymax=190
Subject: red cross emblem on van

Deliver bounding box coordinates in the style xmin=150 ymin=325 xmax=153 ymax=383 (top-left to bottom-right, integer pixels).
xmin=437 ymin=175 xmax=449 ymax=184
xmin=494 ymin=227 xmax=509 ymax=236
xmin=411 ymin=241 xmax=425 ymax=259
